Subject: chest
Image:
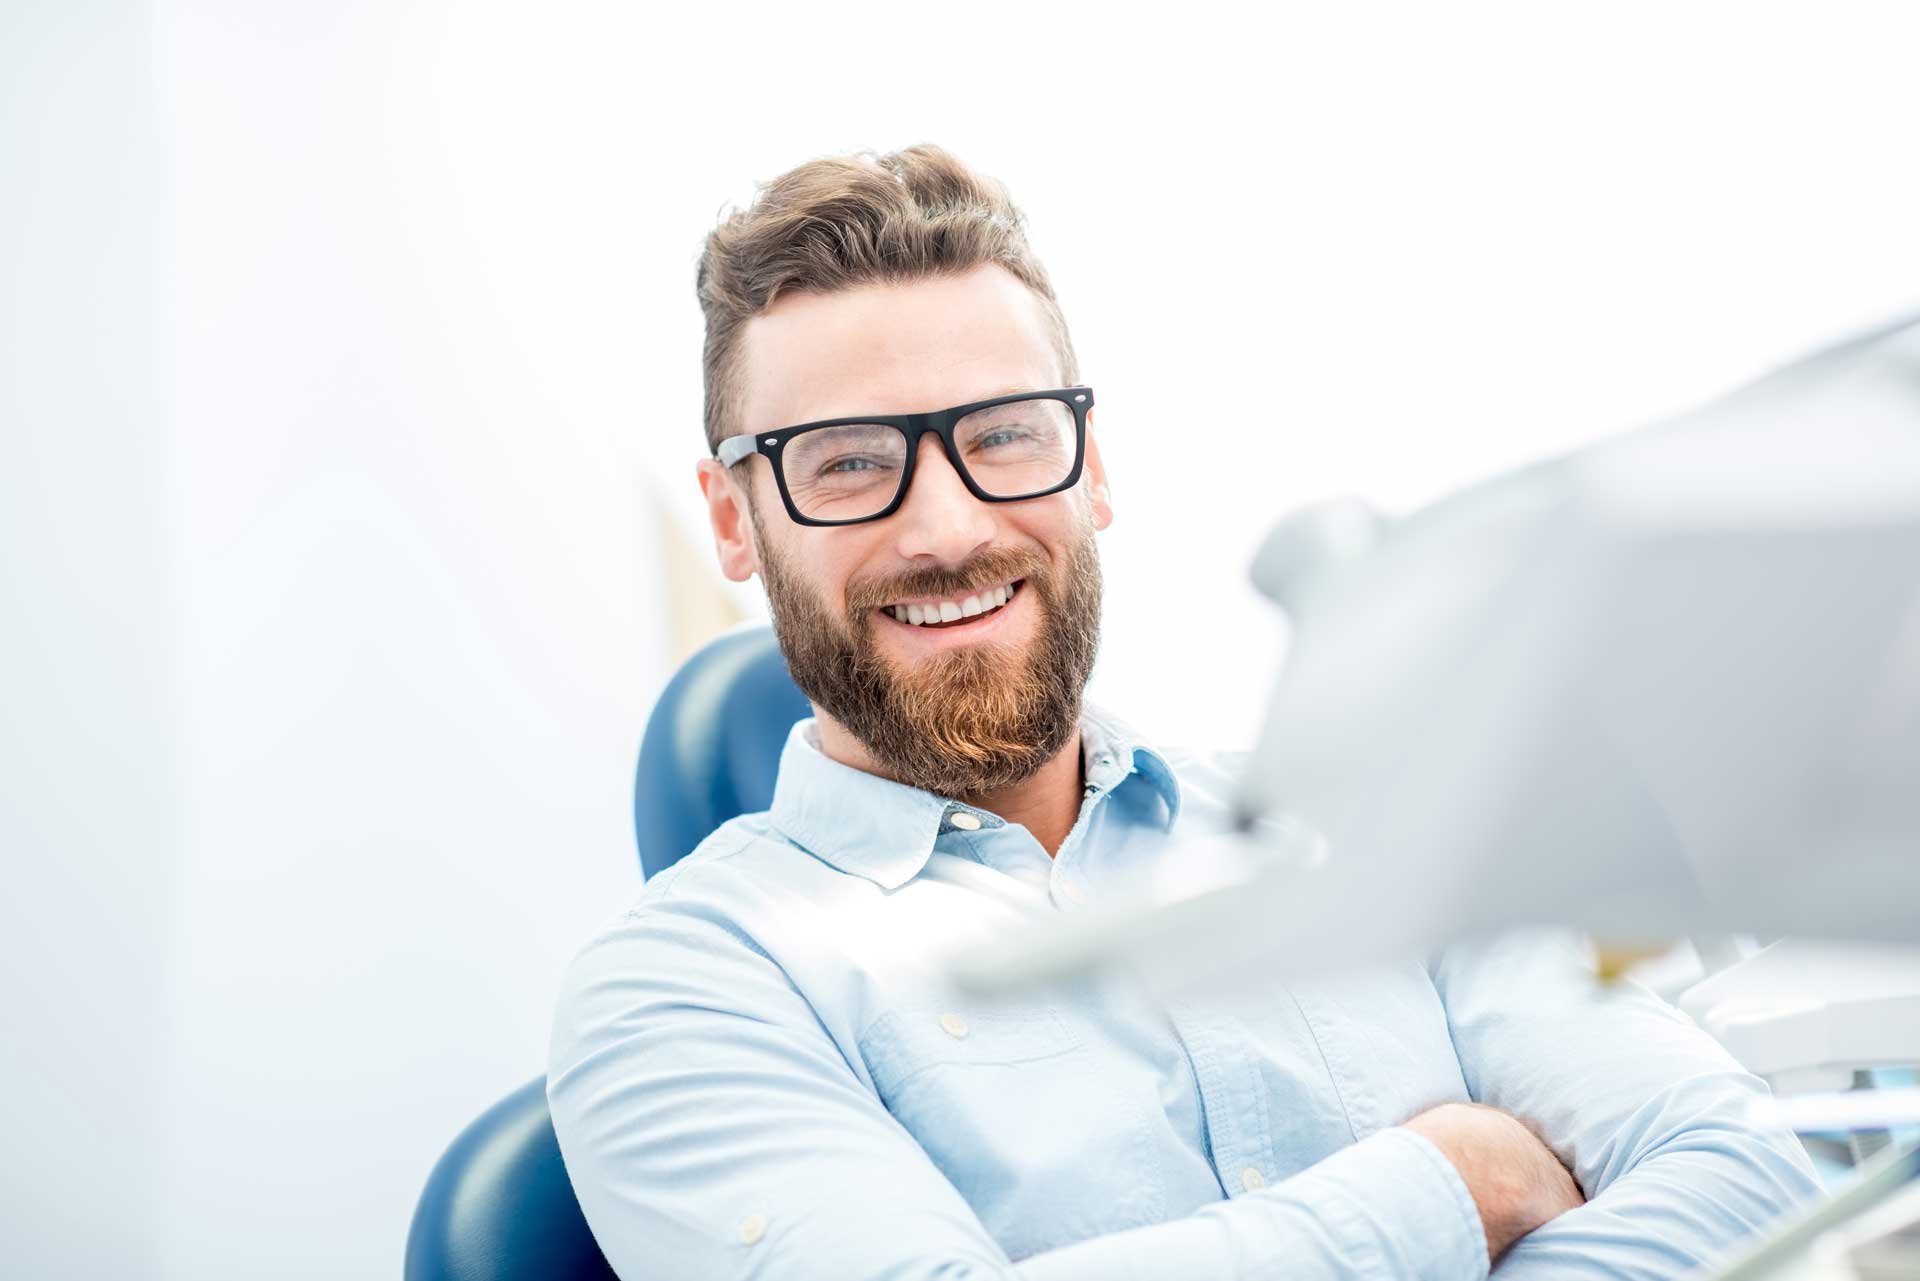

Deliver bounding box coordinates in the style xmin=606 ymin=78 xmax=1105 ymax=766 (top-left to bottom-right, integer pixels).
xmin=847 ymin=960 xmax=1470 ymax=1259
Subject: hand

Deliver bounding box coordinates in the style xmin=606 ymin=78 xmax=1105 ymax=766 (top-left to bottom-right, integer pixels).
xmin=1402 ymin=1102 xmax=1585 ymax=1265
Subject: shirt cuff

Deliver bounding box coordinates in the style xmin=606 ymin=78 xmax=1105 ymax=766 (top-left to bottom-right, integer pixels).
xmin=1304 ymin=1126 xmax=1490 ymax=1281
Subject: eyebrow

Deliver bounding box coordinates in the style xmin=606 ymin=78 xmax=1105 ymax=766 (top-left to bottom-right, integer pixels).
xmin=762 ymin=384 xmax=1055 ymax=436
xmin=850 ymin=384 xmax=1044 ymax=415
xmin=877 ymin=384 xmax=1047 ymax=418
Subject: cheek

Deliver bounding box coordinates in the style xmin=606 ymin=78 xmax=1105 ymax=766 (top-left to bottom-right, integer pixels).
xmin=1028 ymin=508 xmax=1092 ymax=569
xmin=810 ymin=543 xmax=879 ymax=619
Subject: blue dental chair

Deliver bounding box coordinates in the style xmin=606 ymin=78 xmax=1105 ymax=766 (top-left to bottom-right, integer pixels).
xmin=404 ymin=626 xmax=809 ymax=1281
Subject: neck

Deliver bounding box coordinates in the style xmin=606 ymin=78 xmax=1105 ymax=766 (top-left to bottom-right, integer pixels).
xmin=814 ymin=712 xmax=1086 ymax=858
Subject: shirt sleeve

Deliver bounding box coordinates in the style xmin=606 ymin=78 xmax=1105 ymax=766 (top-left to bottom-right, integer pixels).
xmin=1429 ymin=929 xmax=1825 ymax=1279
xmin=549 ymin=901 xmax=1489 ymax=1281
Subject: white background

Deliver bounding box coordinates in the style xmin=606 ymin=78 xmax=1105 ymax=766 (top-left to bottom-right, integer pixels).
xmin=4 ymin=2 xmax=1918 ymax=1276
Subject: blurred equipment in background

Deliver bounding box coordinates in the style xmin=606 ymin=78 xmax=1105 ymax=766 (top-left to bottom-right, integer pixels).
xmin=957 ymin=312 xmax=1920 ymax=989
xmin=1704 ymin=1144 xmax=1920 ymax=1281
xmin=1230 ymin=310 xmax=1920 ymax=961
xmin=951 ymin=315 xmax=1920 ymax=1275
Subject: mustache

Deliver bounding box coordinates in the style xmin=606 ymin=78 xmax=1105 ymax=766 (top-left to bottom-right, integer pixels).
xmin=845 ymin=547 xmax=1048 ymax=614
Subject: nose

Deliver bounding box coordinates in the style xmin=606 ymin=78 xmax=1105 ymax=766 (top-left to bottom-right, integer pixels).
xmin=890 ymin=432 xmax=996 ymax=566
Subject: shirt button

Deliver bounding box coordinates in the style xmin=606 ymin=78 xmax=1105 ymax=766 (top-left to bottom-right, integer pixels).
xmin=1060 ymin=882 xmax=1085 ymax=905
xmin=949 ymin=811 xmax=982 ymax=831
xmin=1240 ymin=1166 xmax=1267 ymax=1192
xmin=939 ymin=1012 xmax=970 ymax=1038
xmin=738 ymin=1212 xmax=767 ymax=1245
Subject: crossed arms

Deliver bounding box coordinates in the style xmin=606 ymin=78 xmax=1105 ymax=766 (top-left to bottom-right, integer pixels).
xmin=548 ymin=921 xmax=1820 ymax=1280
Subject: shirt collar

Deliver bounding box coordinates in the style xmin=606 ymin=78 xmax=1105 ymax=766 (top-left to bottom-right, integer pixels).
xmin=1079 ymin=703 xmax=1182 ymax=829
xmin=766 ymin=702 xmax=1183 ymax=890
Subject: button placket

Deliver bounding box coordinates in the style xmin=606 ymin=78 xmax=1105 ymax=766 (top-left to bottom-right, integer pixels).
xmin=1166 ymin=1001 xmax=1260 ymax=1199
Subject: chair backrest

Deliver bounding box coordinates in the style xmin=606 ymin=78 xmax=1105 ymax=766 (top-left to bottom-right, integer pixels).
xmin=405 ymin=1078 xmax=616 ymax=1281
xmin=406 ymin=627 xmax=806 ymax=1280
xmin=633 ymin=625 xmax=811 ymax=879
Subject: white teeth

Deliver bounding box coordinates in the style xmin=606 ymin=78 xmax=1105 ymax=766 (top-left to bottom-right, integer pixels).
xmin=888 ymin=582 xmax=1017 ymax=625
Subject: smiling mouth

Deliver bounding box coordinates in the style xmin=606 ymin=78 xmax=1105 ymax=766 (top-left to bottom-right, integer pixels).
xmin=880 ymin=579 xmax=1024 ymax=628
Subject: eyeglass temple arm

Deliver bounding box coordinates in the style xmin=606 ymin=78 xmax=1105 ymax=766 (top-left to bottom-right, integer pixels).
xmin=715 ymin=434 xmax=758 ymax=467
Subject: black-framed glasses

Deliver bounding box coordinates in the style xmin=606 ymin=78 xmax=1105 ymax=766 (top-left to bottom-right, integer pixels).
xmin=714 ymin=386 xmax=1093 ymax=527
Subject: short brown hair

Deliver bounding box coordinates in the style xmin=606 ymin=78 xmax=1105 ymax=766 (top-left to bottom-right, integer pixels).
xmin=695 ymin=144 xmax=1079 ymax=454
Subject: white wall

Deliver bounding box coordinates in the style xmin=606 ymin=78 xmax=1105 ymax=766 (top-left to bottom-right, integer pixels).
xmin=4 ymin=2 xmax=1918 ymax=1276
xmin=157 ymin=7 xmax=671 ymax=1278
xmin=2 ymin=5 xmax=172 ymax=1275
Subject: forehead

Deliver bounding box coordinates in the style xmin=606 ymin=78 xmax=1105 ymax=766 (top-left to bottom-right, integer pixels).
xmin=736 ymin=264 xmax=1064 ymax=431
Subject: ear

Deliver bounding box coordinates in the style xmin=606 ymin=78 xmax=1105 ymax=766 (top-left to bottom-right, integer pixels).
xmin=696 ymin=458 xmax=764 ymax=582
xmin=1082 ymin=408 xmax=1114 ymax=531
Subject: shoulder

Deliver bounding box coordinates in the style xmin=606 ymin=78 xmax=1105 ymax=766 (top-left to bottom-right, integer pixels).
xmin=633 ymin=810 xmax=776 ymax=902
xmin=565 ymin=812 xmax=805 ymax=955
xmin=1157 ymin=742 xmax=1249 ymax=784
xmin=1147 ymin=740 xmax=1252 ymax=833
xmin=552 ymin=809 xmax=869 ymax=1008
xmin=548 ymin=815 xmax=820 ymax=1060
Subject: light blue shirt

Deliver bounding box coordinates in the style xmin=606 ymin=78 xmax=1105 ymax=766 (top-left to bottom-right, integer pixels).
xmin=548 ymin=705 xmax=1821 ymax=1280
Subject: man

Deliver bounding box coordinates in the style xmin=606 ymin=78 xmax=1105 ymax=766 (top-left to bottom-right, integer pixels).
xmin=548 ymin=144 xmax=1821 ymax=1279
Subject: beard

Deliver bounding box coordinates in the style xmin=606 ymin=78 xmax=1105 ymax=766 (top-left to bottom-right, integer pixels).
xmin=756 ymin=512 xmax=1103 ymax=800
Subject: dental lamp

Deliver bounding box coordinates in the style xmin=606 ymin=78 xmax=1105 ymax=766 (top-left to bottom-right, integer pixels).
xmin=954 ymin=313 xmax=1920 ymax=995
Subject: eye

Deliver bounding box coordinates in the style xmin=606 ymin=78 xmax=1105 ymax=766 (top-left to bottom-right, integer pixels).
xmin=809 ymin=452 xmax=899 ymax=482
xmin=973 ymin=427 xmax=1031 ymax=450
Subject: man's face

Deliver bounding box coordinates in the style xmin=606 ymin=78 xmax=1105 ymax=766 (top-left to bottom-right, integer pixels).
xmin=696 ymin=264 xmax=1114 ymax=798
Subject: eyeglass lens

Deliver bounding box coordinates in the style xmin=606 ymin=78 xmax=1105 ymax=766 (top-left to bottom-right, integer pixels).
xmin=779 ymin=398 xmax=1077 ymax=522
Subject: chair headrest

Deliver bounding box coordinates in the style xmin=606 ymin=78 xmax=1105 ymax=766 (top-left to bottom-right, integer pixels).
xmin=632 ymin=626 xmax=809 ymax=880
